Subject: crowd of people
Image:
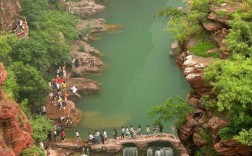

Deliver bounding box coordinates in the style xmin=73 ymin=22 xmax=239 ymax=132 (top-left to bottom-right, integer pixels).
xmin=86 ymin=124 xmax=176 ymax=145
xmin=46 ymin=63 xmax=81 ymax=126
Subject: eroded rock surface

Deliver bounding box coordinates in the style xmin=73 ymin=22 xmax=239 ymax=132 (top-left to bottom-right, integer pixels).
xmin=0 ymin=63 xmax=33 ymax=156
xmin=0 ymin=0 xmax=21 ymax=32
xmin=77 ymin=18 xmax=107 ymax=34
xmin=64 ymin=0 xmax=105 ymax=18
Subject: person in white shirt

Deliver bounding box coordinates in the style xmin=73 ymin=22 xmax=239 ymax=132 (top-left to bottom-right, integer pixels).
xmin=75 ymin=130 xmax=81 ymax=141
xmin=71 ymin=85 xmax=78 ymax=94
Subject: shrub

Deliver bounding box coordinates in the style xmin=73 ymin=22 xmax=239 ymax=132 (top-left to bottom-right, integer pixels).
xmin=30 ymin=115 xmax=54 ymax=143
xmin=148 ymin=97 xmax=193 ymax=129
xmin=21 ymin=146 xmax=45 ymax=156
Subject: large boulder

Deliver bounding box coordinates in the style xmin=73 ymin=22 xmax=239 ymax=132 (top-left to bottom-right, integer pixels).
xmin=71 ymin=52 xmax=105 ymax=76
xmin=202 ymin=20 xmax=224 ymax=31
xmin=72 ymin=40 xmax=103 ymax=58
xmin=77 ymin=18 xmax=107 ymax=34
xmin=181 ymin=54 xmax=213 ymax=96
xmin=64 ymin=0 xmax=105 ymax=18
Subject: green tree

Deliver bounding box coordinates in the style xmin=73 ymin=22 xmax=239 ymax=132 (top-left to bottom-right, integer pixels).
xmin=203 ymin=54 xmax=252 ymax=142
xmin=234 ymin=128 xmax=252 ymax=146
xmin=30 ymin=115 xmax=54 ymax=143
xmin=8 ymin=62 xmax=49 ymax=106
xmin=0 ymin=34 xmax=16 ymax=65
xmin=224 ymin=14 xmax=252 ymax=56
xmin=148 ymin=97 xmax=193 ymax=128
xmin=3 ymin=68 xmax=18 ymax=99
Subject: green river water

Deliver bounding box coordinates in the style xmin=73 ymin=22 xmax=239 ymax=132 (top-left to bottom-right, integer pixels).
xmin=70 ymin=0 xmax=190 ymax=138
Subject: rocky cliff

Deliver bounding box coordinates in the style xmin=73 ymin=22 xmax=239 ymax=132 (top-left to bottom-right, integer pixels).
xmin=172 ymin=2 xmax=252 ymax=156
xmin=0 ymin=0 xmax=21 ymax=33
xmin=0 ymin=63 xmax=33 ymax=156
xmin=176 ymin=53 xmax=251 ymax=156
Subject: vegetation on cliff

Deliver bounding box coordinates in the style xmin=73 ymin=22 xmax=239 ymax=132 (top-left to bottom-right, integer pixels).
xmin=0 ymin=0 xmax=79 ymax=154
xmin=0 ymin=0 xmax=77 ymax=107
xmin=148 ymin=97 xmax=193 ymax=128
xmin=155 ymin=0 xmax=252 ymax=154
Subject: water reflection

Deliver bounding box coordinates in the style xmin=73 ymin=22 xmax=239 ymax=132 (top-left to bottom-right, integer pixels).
xmin=82 ymin=111 xmax=132 ymax=129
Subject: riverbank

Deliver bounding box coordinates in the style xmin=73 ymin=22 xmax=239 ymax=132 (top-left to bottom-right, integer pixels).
xmin=45 ymin=0 xmax=107 ymax=126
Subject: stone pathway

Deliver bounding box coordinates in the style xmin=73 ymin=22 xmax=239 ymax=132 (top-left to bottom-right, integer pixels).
xmin=49 ymin=133 xmax=189 ymax=156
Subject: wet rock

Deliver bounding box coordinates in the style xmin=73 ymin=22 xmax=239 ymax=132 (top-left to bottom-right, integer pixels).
xmin=64 ymin=0 xmax=105 ymax=18
xmin=0 ymin=63 xmax=33 ymax=156
xmin=214 ymin=140 xmax=251 ymax=156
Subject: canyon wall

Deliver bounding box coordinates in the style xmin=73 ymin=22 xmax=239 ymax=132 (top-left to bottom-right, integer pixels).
xmin=0 ymin=0 xmax=21 ymax=33
xmin=173 ymin=2 xmax=251 ymax=156
xmin=0 ymin=63 xmax=33 ymax=156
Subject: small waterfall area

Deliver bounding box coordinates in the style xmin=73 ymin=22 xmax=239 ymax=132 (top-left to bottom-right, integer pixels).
xmin=147 ymin=147 xmax=173 ymax=156
xmin=122 ymin=147 xmax=138 ymax=156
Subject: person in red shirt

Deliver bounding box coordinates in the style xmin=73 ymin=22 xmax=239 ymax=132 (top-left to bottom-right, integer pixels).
xmin=61 ymin=129 xmax=66 ymax=142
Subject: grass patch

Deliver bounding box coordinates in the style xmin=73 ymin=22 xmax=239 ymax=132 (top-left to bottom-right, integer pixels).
xmin=189 ymin=41 xmax=219 ymax=58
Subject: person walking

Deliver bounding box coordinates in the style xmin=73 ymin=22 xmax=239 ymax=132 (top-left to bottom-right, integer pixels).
xmin=130 ymin=125 xmax=135 ymax=138
xmin=121 ymin=126 xmax=125 ymax=139
xmin=100 ymin=130 xmax=105 ymax=144
xmin=61 ymin=129 xmax=66 ymax=142
xmin=75 ymin=130 xmax=81 ymax=141
xmin=103 ymin=130 xmax=108 ymax=141
xmin=146 ymin=125 xmax=150 ymax=137
xmin=159 ymin=123 xmax=164 ymax=134
xmin=113 ymin=129 xmax=117 ymax=140
xmin=137 ymin=125 xmax=142 ymax=136
xmin=125 ymin=127 xmax=130 ymax=138
xmin=53 ymin=130 xmax=57 ymax=141
xmin=153 ymin=124 xmax=157 ymax=134
xmin=170 ymin=126 xmax=176 ymax=137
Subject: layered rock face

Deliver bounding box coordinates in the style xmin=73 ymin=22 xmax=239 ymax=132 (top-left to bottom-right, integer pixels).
xmin=0 ymin=0 xmax=21 ymax=33
xmin=176 ymin=52 xmax=251 ymax=156
xmin=173 ymin=2 xmax=252 ymax=155
xmin=0 ymin=63 xmax=33 ymax=156
xmin=62 ymin=0 xmax=105 ymax=18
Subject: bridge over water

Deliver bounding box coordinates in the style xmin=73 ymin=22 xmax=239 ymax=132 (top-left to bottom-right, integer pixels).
xmin=51 ymin=133 xmax=189 ymax=156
